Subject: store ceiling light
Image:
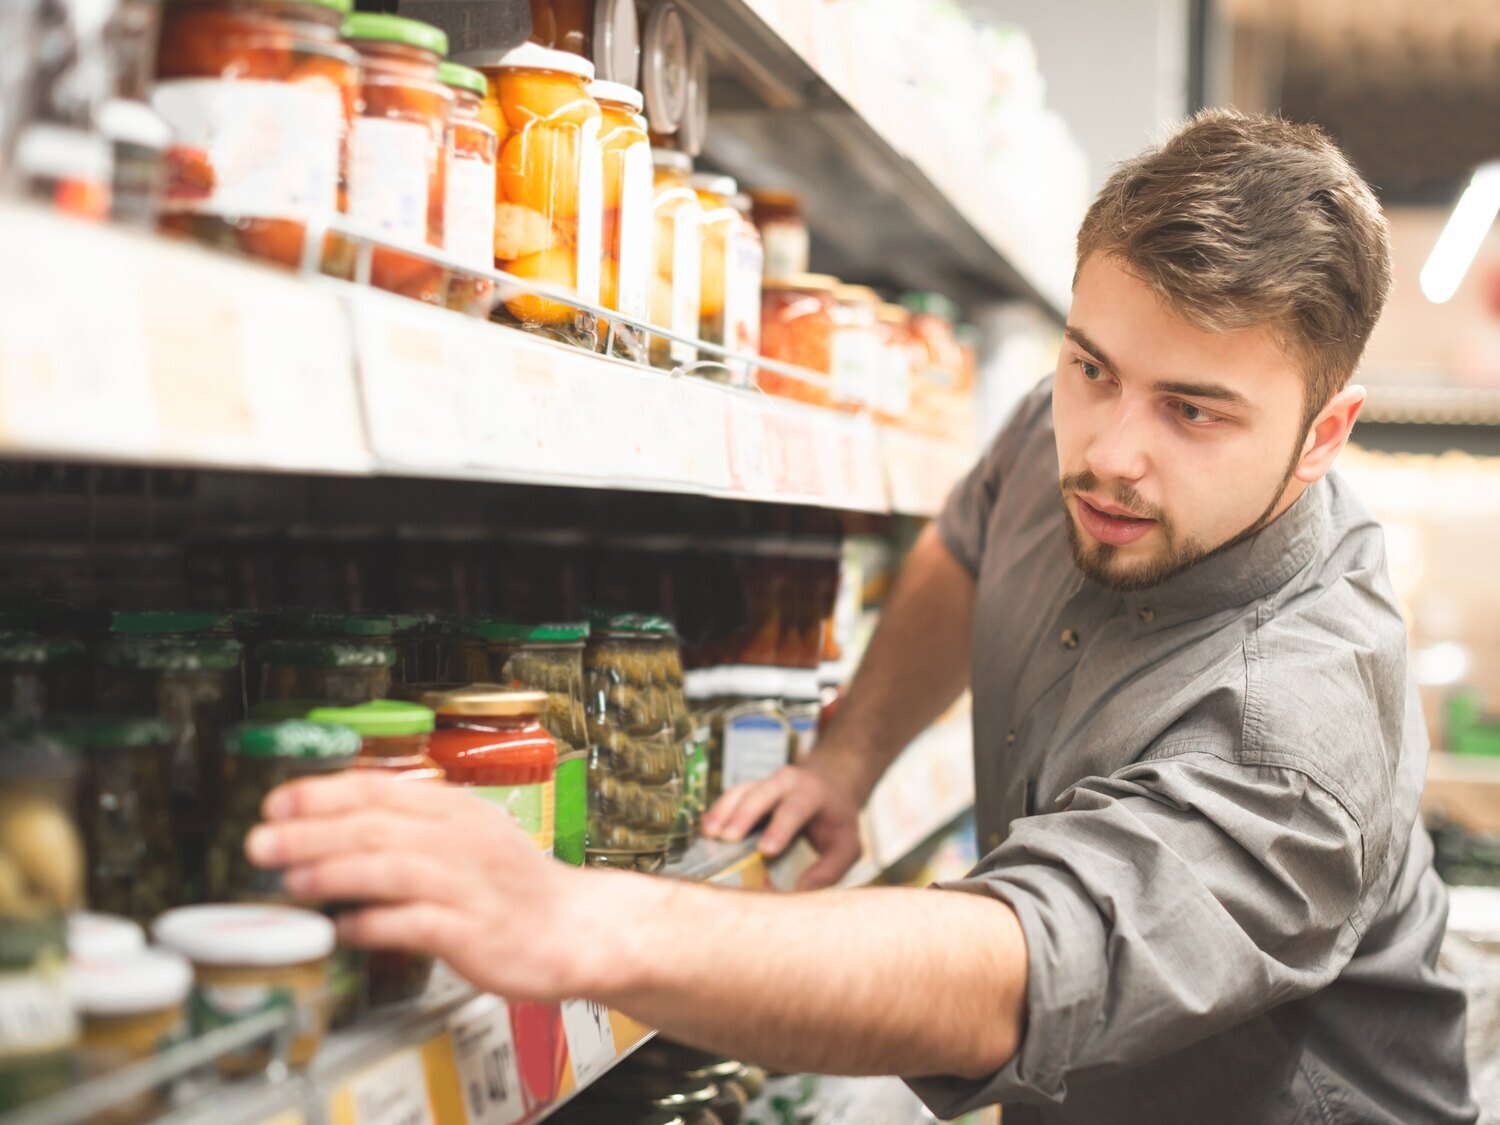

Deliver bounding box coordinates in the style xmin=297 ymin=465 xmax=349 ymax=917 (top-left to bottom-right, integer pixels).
xmin=1419 ymin=161 xmax=1500 ymax=305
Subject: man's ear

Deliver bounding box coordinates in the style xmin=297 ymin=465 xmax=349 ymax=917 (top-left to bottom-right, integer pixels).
xmin=1294 ymin=385 xmax=1365 ymax=485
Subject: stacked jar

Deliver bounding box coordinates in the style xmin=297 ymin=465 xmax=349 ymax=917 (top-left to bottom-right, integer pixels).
xmin=590 ymin=80 xmax=653 ymax=362
xmin=152 ymin=0 xmax=357 ymax=268
xmin=257 ymin=612 xmax=397 ymax=705
xmin=692 ymin=174 xmax=763 ymax=385
xmin=440 ymin=62 xmax=499 ymax=315
xmin=650 ymin=150 xmax=703 ymax=371
xmin=342 ymin=13 xmax=454 ymax=305
xmin=455 ymin=44 xmax=603 ymax=348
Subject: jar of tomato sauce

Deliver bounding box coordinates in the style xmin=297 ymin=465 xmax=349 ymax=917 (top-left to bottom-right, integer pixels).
xmin=758 ymin=274 xmax=837 ymax=406
xmin=152 ymin=0 xmax=358 ymax=268
xmin=589 ymin=79 xmax=652 ymax=362
xmin=342 ymin=13 xmax=453 ymax=305
xmin=439 ymin=61 xmax=499 ymax=316
xmin=427 ymin=689 xmax=559 ymax=856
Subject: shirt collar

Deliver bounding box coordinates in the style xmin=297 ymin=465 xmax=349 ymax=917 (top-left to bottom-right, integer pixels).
xmin=1118 ymin=479 xmax=1328 ymax=623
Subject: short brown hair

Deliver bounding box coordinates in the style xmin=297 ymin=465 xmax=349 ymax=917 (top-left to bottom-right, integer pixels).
xmin=1075 ymin=109 xmax=1392 ymax=429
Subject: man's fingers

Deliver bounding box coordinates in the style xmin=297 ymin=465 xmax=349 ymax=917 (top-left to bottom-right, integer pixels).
xmin=701 ymin=784 xmax=751 ymax=836
xmin=282 ymin=852 xmax=473 ymax=908
xmin=247 ymin=807 xmax=437 ymax=868
xmin=336 ymin=902 xmax=468 ymax=955
xmin=718 ymin=774 xmax=794 ymax=842
xmin=262 ymin=772 xmax=472 ymax=823
xmin=758 ymin=789 xmax=818 ymax=857
xmin=796 ymin=834 xmax=861 ymax=891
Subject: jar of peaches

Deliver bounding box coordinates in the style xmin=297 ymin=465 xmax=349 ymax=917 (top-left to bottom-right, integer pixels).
xmin=454 ymin=44 xmax=603 ymax=349
xmin=439 ymin=61 xmax=499 ymax=316
xmin=650 ymin=149 xmax=702 ymax=371
xmin=589 ymin=79 xmax=652 ymax=362
xmin=152 ymin=0 xmax=358 ymax=268
xmin=342 ymin=13 xmax=454 ymax=305
xmin=759 ymin=274 xmax=838 ymax=407
xmin=692 ymin=174 xmax=762 ymax=385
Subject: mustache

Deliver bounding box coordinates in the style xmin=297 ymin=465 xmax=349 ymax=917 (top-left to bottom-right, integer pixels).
xmin=1058 ymin=471 xmax=1166 ymax=523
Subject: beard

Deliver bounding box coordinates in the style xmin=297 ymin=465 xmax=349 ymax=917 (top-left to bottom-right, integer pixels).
xmin=1059 ymin=443 xmax=1303 ymax=593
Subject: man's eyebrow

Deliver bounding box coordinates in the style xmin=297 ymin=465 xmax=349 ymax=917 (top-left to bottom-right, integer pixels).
xmin=1063 ymin=326 xmax=1114 ymax=371
xmin=1153 ymin=380 xmax=1253 ymax=411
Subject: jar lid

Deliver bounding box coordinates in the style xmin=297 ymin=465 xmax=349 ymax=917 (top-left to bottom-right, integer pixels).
xmin=0 ymin=629 xmax=84 ymax=665
xmin=729 ymin=192 xmax=752 ymax=214
xmin=652 ymin=149 xmax=691 ymax=173
xmin=876 ymin=302 xmax=909 ymax=325
xmin=593 ymin=0 xmax=640 ymax=85
xmin=587 ymin=80 xmax=644 ymax=113
xmin=68 ymin=913 xmax=146 ymax=960
xmin=430 ymin=688 xmax=548 ymax=718
xmin=257 ymin=639 xmax=397 ymax=668
xmin=341 ymin=12 xmax=449 ymax=57
xmin=640 ymin=1 xmax=689 ymax=135
xmin=585 ymin=610 xmax=676 ymax=637
xmin=154 ymin=905 xmax=336 ymax=966
xmin=749 ymin=188 xmax=802 ymax=209
xmin=225 ymin=720 xmax=363 ymax=760
xmin=900 ymin=291 xmax=959 ymax=322
xmin=454 ymin=43 xmax=595 ymax=81
xmin=764 ymin=273 xmax=839 ymax=293
xmin=676 ymin=35 xmax=708 ymax=157
xmin=834 ymin=284 xmax=880 ymax=305
xmin=69 ymin=949 xmax=192 ymax=1016
xmin=110 ymin=611 xmax=229 ymax=636
xmin=276 ymin=611 xmax=395 ymax=639
xmin=307 ymin=700 xmax=435 ymax=737
xmin=438 ymin=61 xmax=488 ymax=98
xmin=54 ymin=715 xmax=173 ymax=752
xmin=230 ymin=609 xmax=277 ymax=632
xmin=689 ymin=173 xmax=737 ymax=198
xmin=97 ymin=99 xmax=172 ymax=151
xmin=282 ymin=0 xmax=352 ymax=14
xmin=468 ymin=619 xmax=589 ymax=643
xmin=97 ymin=638 xmax=243 ymax=672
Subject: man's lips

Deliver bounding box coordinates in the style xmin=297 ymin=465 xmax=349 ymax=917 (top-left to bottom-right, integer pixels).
xmin=1073 ymin=496 xmax=1157 ymax=547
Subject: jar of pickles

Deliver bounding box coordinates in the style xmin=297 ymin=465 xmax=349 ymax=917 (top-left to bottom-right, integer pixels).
xmin=343 ymin=13 xmax=453 ymax=305
xmin=650 ymin=150 xmax=702 ymax=371
xmin=460 ymin=621 xmax=590 ymax=866
xmin=662 ymin=640 xmax=706 ymax=856
xmin=0 ymin=631 xmax=85 ymax=717
xmin=427 ymin=689 xmax=559 ymax=855
xmin=758 ymin=275 xmax=837 ymax=406
xmin=454 ymin=43 xmax=602 ymax=348
xmin=590 ymin=80 xmax=652 ymax=362
xmin=257 ymin=639 xmax=396 ymax=704
xmin=56 ymin=717 xmax=179 ymax=926
xmin=152 ymin=0 xmax=357 ymax=268
xmin=440 ymin=61 xmax=499 ymax=316
xmin=691 ymin=175 xmax=762 ymax=384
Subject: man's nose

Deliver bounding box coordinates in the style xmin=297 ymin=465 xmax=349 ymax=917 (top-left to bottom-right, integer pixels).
xmin=1083 ymin=401 xmax=1149 ymax=484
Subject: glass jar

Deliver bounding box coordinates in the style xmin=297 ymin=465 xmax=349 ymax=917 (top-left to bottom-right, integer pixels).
xmin=68 ymin=913 xmax=146 ymax=961
xmin=758 ymin=275 xmax=837 ymax=406
xmin=56 ymin=717 xmax=179 ymax=926
xmin=454 ymin=43 xmax=602 ymax=349
xmin=875 ymin=302 xmax=915 ymax=425
xmin=650 ymin=149 xmax=702 ymax=371
xmin=529 ymin=0 xmax=639 ymax=81
xmin=342 ymin=13 xmax=453 ymax=305
xmin=152 ymin=0 xmax=357 ymax=268
xmin=590 ymin=80 xmax=652 ymax=363
xmin=830 ymin=284 xmax=882 ymax=413
xmin=110 ymin=611 xmax=232 ymax=638
xmin=427 ymin=689 xmax=559 ymax=855
xmin=662 ymin=641 xmax=706 ymax=856
xmin=440 ymin=61 xmax=499 ymax=316
xmin=692 ymin=175 xmax=762 ymax=385
xmin=460 ymin=621 xmax=590 ymax=866
xmin=0 ymin=631 xmax=85 ymax=718
xmin=749 ymin=189 xmax=807 ymax=280
xmin=901 ymin=292 xmax=963 ymax=437
xmin=256 ymin=639 xmax=396 ymax=705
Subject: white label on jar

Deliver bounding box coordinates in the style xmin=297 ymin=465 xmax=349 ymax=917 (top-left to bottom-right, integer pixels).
xmin=574 ymin=116 xmax=603 ymax=306
xmin=670 ymin=205 xmax=702 ymax=364
xmin=831 ymin=325 xmax=882 ymax=407
xmin=883 ymin=341 xmax=914 ymax=417
xmin=349 ymin=117 xmax=432 ymax=244
xmin=445 ymin=153 xmax=496 ymax=271
xmin=152 ymin=79 xmax=341 ymax=221
xmin=762 ymin=218 xmax=809 ymax=280
xmin=722 ymin=712 xmax=789 ymax=791
xmin=723 ymin=222 xmax=764 ymax=384
xmin=615 ymin=142 xmax=654 ymax=321
xmin=0 ymin=968 xmax=76 ymax=1054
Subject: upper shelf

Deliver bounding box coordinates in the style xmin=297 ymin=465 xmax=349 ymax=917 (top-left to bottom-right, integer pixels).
xmin=679 ymin=0 xmax=1073 ymax=319
xmin=0 ymin=204 xmax=969 ymax=518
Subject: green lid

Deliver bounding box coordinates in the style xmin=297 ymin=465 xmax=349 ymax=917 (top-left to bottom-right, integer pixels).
xmin=226 ymin=720 xmax=362 ymax=760
xmin=468 ymin=618 xmax=589 ymax=643
xmin=956 ymin=323 xmax=981 ymax=347
xmin=307 ymin=700 xmax=435 ymax=737
xmin=258 ymin=639 xmax=397 ymax=668
xmin=276 ymin=611 xmax=396 ymax=639
xmin=342 ymin=12 xmax=449 ymax=57
xmin=230 ymin=609 xmax=278 ymax=633
xmin=900 ymin=292 xmax=959 ymax=323
xmin=111 ymin=611 xmax=230 ymax=636
xmin=586 ymin=610 xmax=674 ymax=638
xmin=98 ymin=638 xmax=243 ymax=672
xmin=0 ymin=629 xmax=85 ymax=665
xmin=53 ymin=715 xmax=173 ymax=751
xmin=438 ymin=61 xmax=488 ymax=98
xmin=298 ymin=0 xmax=353 ymax=14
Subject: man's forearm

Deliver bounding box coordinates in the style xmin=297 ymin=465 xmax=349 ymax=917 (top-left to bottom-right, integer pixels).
xmin=579 ymin=869 xmax=1026 ymax=1079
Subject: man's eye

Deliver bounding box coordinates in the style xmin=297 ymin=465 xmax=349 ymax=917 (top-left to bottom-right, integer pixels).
xmin=1077 ymin=359 xmax=1102 ymax=381
xmin=1175 ymin=401 xmax=1213 ymax=425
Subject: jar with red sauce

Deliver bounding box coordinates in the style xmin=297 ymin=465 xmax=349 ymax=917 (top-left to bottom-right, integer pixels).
xmin=151 ymin=0 xmax=358 ymax=268
xmin=440 ymin=61 xmax=499 ymax=316
xmin=758 ymin=274 xmax=837 ymax=407
xmin=427 ymin=689 xmax=558 ymax=856
xmin=342 ymin=13 xmax=453 ymax=304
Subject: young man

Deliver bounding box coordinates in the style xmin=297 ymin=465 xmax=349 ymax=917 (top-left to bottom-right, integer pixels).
xmin=245 ymin=111 xmax=1477 ymax=1122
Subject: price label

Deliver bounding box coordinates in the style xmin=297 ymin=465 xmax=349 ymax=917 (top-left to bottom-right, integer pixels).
xmin=449 ymin=996 xmax=524 ymax=1125
xmin=560 ymin=998 xmax=616 ymax=1086
xmin=345 ymin=1049 xmax=434 ymax=1125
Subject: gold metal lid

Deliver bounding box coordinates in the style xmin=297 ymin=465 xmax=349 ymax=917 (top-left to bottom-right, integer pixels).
xmin=428 ymin=688 xmax=548 ymax=717
xmin=834 ymin=284 xmax=880 ymax=305
xmin=764 ymin=272 xmax=839 ymax=292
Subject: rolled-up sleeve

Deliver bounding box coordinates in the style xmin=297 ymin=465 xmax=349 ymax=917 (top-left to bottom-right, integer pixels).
xmin=908 ymin=749 xmax=1370 ymax=1116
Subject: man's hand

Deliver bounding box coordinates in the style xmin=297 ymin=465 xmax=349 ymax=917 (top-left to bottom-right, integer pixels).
xmin=701 ymin=755 xmax=866 ymax=890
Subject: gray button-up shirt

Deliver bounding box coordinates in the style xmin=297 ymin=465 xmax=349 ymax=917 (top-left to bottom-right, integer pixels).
xmin=908 ymin=381 xmax=1476 ymax=1124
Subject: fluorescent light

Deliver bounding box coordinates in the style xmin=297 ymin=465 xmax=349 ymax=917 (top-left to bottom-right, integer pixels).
xmin=1420 ymin=162 xmax=1500 ymax=305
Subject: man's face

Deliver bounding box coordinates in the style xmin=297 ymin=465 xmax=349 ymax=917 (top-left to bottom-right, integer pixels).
xmin=1053 ymin=254 xmax=1312 ymax=591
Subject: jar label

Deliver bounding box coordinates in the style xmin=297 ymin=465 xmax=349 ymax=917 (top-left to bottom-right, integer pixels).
xmin=722 ymin=713 xmax=790 ymax=792
xmin=445 ymin=152 xmax=497 ymax=271
xmin=473 ymin=781 xmax=555 ymax=856
xmin=883 ymin=341 xmax=914 ymax=416
xmin=575 ymin=116 xmax=603 ymax=306
xmin=723 ymin=224 xmax=764 ymax=385
xmin=0 ymin=967 xmax=76 ymax=1055
xmin=831 ymin=326 xmax=882 ymax=408
xmin=615 ymin=142 xmax=654 ymax=322
xmin=669 ymin=206 xmax=702 ymax=364
xmin=192 ymin=980 xmax=306 ymax=1065
xmin=152 ymin=79 xmax=341 ymax=222
xmin=349 ymin=117 xmax=433 ymax=245
xmin=553 ymin=756 xmax=588 ymax=867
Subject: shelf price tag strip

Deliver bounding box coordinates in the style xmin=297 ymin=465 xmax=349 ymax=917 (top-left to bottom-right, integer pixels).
xmin=448 ymin=995 xmax=526 ymax=1125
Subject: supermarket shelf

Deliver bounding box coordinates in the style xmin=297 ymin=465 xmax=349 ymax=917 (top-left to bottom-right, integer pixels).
xmin=1363 ymin=385 xmax=1500 ymax=426
xmin=679 ymin=0 xmax=1070 ymax=319
xmin=0 ymin=204 xmax=970 ymax=517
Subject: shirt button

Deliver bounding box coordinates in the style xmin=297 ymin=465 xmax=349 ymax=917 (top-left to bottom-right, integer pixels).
xmin=987 ymin=832 xmax=1002 ymax=849
xmin=1138 ymin=607 xmax=1155 ymax=623
xmin=1061 ymin=627 xmax=1079 ymax=649
xmin=1006 ymin=731 xmax=1016 ymax=747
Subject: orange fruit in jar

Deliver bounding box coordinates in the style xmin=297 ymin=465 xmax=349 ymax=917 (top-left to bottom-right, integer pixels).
xmin=503 ymin=246 xmax=578 ymax=325
xmin=497 ymin=71 xmax=595 ymax=130
xmin=499 ymin=125 xmax=580 ymax=220
xmin=599 ymin=256 xmax=620 ymax=311
xmin=601 ymin=208 xmax=621 ymax=255
xmin=478 ymin=93 xmax=510 ymax=149
xmin=699 ymin=231 xmax=726 ymax=318
xmin=599 ymin=124 xmax=644 ymax=212
xmin=493 ymin=203 xmax=559 ymax=262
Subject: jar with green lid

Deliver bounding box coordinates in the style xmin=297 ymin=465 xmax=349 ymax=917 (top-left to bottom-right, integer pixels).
xmin=55 ymin=717 xmax=180 ymax=926
xmin=257 ymin=639 xmax=396 ymax=705
xmin=662 ymin=642 xmax=707 ymax=856
xmin=0 ymin=630 xmax=86 ymax=718
xmin=109 ymin=611 xmax=233 ymax=637
xmin=0 ymin=724 xmax=83 ymax=1112
xmin=461 ymin=619 xmax=590 ymax=866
